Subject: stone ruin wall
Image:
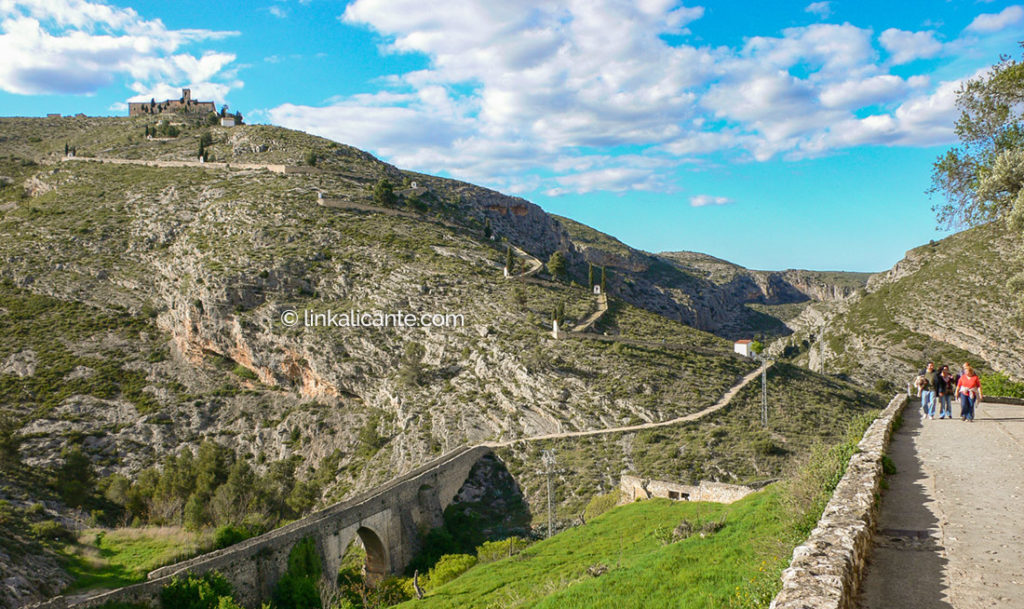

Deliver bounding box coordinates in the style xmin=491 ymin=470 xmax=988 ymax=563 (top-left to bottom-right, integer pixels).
xmin=619 ymin=475 xmax=755 ymax=504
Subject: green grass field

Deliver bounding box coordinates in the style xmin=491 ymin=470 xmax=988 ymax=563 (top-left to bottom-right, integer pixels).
xmin=396 ymin=489 xmax=794 ymax=609
xmin=62 ymin=527 xmax=211 ymax=591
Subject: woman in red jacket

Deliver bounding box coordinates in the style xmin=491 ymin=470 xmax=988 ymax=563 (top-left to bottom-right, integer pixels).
xmin=956 ymin=362 xmax=983 ymax=422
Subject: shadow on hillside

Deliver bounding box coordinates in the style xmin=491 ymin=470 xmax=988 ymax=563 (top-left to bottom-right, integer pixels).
xmin=856 ymin=399 xmax=954 ymax=609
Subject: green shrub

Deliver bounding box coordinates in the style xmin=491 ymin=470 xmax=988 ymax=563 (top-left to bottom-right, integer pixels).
xmin=475 ymin=537 xmax=529 ymax=563
xmin=882 ymin=455 xmax=897 ymax=475
xmin=55 ymin=447 xmax=95 ymax=508
xmin=0 ymin=413 xmax=21 ymax=470
xmin=981 ymin=372 xmax=1024 ymax=398
xmin=159 ymin=572 xmax=233 ymax=609
xmin=272 ymin=536 xmax=322 ymax=609
xmin=272 ymin=573 xmax=320 ymax=609
xmin=30 ymin=520 xmax=75 ymax=543
xmin=213 ymin=525 xmax=251 ymax=549
xmin=231 ymin=365 xmax=258 ymax=381
xmin=583 ymin=490 xmax=620 ymax=522
xmin=426 ymin=554 xmax=477 ymax=589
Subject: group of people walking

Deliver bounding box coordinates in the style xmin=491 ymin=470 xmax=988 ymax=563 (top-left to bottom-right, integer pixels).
xmin=915 ymin=361 xmax=983 ymax=422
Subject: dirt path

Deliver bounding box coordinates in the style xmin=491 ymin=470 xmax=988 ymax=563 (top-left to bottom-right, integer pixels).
xmin=508 ymin=245 xmax=542 ymax=278
xmin=858 ymin=398 xmax=1024 ymax=609
xmin=571 ymin=293 xmax=608 ymax=333
xmin=484 ymin=362 xmax=769 ymax=448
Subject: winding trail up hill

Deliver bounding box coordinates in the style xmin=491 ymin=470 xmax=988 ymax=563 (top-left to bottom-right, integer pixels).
xmin=858 ymin=398 xmax=1024 ymax=609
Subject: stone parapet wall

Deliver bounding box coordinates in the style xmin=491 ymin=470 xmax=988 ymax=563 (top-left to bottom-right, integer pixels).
xmin=987 ymin=395 xmax=1024 ymax=406
xmin=769 ymin=393 xmax=908 ymax=609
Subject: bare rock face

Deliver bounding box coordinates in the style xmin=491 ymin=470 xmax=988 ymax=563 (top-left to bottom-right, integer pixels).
xmin=22 ymin=175 xmax=55 ymax=197
xmin=1 ymin=350 xmax=36 ymax=377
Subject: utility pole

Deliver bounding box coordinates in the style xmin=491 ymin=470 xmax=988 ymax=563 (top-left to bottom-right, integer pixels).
xmin=761 ymin=361 xmax=768 ymax=427
xmin=542 ymin=449 xmax=556 ymax=538
xmin=754 ymin=352 xmax=770 ymax=428
xmin=819 ymin=326 xmax=826 ymax=374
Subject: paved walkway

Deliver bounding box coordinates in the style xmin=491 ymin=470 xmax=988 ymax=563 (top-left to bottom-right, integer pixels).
xmin=858 ymin=398 xmax=1024 ymax=609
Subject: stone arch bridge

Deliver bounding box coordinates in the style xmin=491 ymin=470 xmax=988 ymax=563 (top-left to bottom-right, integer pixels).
xmin=36 ymin=446 xmax=510 ymax=609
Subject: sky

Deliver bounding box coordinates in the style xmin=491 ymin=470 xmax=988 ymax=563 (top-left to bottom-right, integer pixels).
xmin=1 ymin=1 xmax=1022 ymax=272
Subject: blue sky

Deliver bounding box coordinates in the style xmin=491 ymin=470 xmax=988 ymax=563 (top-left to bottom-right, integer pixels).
xmin=2 ymin=1 xmax=1022 ymax=271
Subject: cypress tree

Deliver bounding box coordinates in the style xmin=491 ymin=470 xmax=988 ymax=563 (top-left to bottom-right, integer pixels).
xmin=505 ymin=246 xmax=514 ymax=273
xmin=588 ymin=263 xmax=594 ymax=288
xmin=600 ymin=266 xmax=607 ymax=293
xmin=553 ymin=301 xmax=565 ymax=325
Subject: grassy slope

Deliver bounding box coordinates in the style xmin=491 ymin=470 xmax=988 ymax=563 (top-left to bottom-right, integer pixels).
xmin=62 ymin=527 xmax=212 ymax=591
xmin=398 ymin=491 xmax=792 ymax=609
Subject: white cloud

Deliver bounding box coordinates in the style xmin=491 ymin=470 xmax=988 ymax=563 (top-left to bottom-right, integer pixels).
xmin=737 ymin=23 xmax=877 ymax=78
xmin=0 ymin=0 xmax=240 ymax=100
xmin=804 ymin=2 xmax=831 ymax=18
xmin=544 ymin=165 xmax=670 ymax=196
xmin=879 ymin=28 xmax=943 ymax=64
xmin=690 ymin=194 xmax=733 ymax=207
xmin=265 ymin=1 xmax=996 ymax=195
xmin=268 ymin=5 xmax=288 ymax=18
xmin=819 ymin=74 xmax=907 ymax=108
xmin=965 ymin=5 xmax=1024 ymax=33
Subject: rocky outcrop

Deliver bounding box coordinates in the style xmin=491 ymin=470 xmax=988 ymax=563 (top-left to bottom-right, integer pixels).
xmin=770 ymin=393 xmax=908 ymax=609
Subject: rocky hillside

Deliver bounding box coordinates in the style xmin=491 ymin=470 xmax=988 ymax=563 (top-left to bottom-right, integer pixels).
xmin=773 ymin=221 xmax=1024 ymax=388
xmin=556 ymin=217 xmax=869 ymax=340
xmin=0 ymin=116 xmax=883 ymax=607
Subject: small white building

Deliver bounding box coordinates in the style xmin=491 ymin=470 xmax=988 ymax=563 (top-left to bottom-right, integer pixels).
xmin=220 ymin=116 xmax=236 ymax=127
xmin=734 ymin=339 xmax=753 ymax=357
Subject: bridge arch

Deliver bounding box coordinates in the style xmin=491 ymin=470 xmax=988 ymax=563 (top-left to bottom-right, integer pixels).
xmin=356 ymin=526 xmax=388 ymax=585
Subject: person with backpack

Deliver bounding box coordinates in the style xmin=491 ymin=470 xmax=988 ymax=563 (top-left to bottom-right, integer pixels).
xmin=956 ymin=362 xmax=983 ymax=422
xmin=919 ymin=362 xmax=939 ymax=419
xmin=936 ymin=365 xmax=955 ymax=419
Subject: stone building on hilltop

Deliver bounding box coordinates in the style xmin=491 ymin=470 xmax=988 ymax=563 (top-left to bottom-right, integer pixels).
xmin=128 ymin=88 xmax=216 ymax=117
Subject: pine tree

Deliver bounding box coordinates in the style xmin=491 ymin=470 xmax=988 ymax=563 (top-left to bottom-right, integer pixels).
xmin=373 ymin=179 xmax=396 ymax=206
xmin=547 ymin=251 xmax=567 ymax=281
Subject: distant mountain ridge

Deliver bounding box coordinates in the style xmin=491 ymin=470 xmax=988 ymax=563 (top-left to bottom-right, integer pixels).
xmin=773 ymin=221 xmax=1024 ymax=387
